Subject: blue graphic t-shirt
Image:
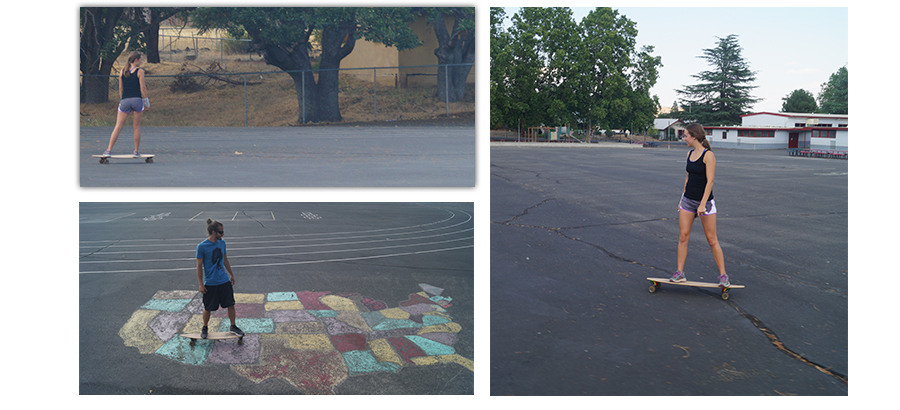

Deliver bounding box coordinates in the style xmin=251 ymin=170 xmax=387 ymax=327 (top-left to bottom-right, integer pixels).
xmin=196 ymin=239 xmax=229 ymax=286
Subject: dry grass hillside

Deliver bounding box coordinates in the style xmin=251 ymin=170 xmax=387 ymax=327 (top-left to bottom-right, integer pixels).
xmin=80 ymin=59 xmax=475 ymax=127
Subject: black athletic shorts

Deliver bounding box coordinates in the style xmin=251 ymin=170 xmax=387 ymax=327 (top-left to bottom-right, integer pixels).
xmin=202 ymin=281 xmax=235 ymax=311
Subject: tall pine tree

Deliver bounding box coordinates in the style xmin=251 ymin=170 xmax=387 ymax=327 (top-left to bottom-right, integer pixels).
xmin=677 ymin=34 xmax=759 ymax=126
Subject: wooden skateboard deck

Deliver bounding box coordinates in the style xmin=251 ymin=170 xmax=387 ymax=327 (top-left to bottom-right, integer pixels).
xmin=646 ymin=277 xmax=744 ymax=300
xmin=92 ymin=154 xmax=155 ymax=164
xmin=180 ymin=331 xmax=243 ymax=347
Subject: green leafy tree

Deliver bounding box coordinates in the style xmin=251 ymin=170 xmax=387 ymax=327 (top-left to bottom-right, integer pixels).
xmin=80 ymin=7 xmax=141 ymax=103
xmin=490 ymin=7 xmax=661 ymax=133
xmin=192 ymin=7 xmax=422 ymax=123
xmin=677 ymin=34 xmax=759 ymax=125
xmin=491 ymin=8 xmax=546 ymax=130
xmin=132 ymin=7 xmax=195 ymax=63
xmin=781 ymin=89 xmax=817 ymax=113
xmin=489 ymin=7 xmax=512 ymax=128
xmin=817 ymin=66 xmax=848 ymax=114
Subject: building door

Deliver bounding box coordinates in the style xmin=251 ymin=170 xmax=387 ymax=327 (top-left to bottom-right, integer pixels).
xmin=789 ymin=132 xmax=799 ymax=149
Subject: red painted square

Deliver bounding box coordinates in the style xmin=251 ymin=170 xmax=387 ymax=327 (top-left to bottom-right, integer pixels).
xmin=387 ymin=337 xmax=426 ymax=363
xmin=330 ymin=333 xmax=367 ymax=353
xmin=296 ymin=291 xmax=332 ymax=310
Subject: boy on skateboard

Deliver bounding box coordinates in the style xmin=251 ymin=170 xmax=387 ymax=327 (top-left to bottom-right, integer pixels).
xmin=196 ymin=219 xmax=244 ymax=339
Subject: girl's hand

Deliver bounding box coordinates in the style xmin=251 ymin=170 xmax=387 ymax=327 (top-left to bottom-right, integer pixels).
xmin=697 ymin=201 xmax=707 ymax=216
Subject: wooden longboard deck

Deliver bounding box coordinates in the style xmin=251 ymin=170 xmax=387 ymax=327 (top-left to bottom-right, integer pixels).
xmin=646 ymin=277 xmax=744 ymax=289
xmin=181 ymin=331 xmax=243 ymax=346
xmin=92 ymin=154 xmax=155 ymax=159
xmin=181 ymin=332 xmax=241 ymax=340
xmin=93 ymin=154 xmax=155 ymax=164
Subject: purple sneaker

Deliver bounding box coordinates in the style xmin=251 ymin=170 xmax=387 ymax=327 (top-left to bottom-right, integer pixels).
xmin=670 ymin=271 xmax=686 ymax=282
xmin=718 ymin=275 xmax=731 ymax=287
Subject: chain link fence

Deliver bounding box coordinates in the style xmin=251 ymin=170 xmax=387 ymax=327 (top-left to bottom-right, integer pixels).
xmin=81 ymin=28 xmax=475 ymax=127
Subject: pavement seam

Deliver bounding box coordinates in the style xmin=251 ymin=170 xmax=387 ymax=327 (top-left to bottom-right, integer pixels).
xmin=727 ymin=302 xmax=848 ymax=385
xmin=495 ymin=217 xmax=849 ymax=387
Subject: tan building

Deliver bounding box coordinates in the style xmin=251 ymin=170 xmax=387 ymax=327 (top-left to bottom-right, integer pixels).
xmin=341 ymin=16 xmax=475 ymax=88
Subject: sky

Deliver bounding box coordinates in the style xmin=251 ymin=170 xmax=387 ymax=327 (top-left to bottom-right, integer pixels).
xmin=501 ymin=7 xmax=848 ymax=113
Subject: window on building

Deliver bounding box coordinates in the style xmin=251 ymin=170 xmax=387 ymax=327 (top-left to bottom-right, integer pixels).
xmin=811 ymin=130 xmax=836 ymax=138
xmin=737 ymin=129 xmax=774 ymax=137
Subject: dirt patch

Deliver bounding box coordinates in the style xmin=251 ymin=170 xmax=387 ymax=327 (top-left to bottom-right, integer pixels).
xmin=81 ymin=59 xmax=474 ymax=127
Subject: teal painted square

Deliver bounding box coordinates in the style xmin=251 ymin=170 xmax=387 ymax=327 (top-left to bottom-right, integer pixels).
xmin=155 ymin=336 xmax=210 ymax=365
xmin=141 ymin=299 xmax=192 ymax=312
xmin=267 ymin=292 xmax=298 ymax=302
xmin=423 ymin=315 xmax=451 ymax=326
xmin=404 ymin=335 xmax=455 ymax=356
xmin=341 ymin=350 xmax=400 ymax=375
xmin=309 ymin=310 xmax=338 ymax=318
xmin=372 ymin=319 xmax=423 ymax=331
xmin=218 ymin=318 xmax=275 ymax=333
xmin=360 ymin=311 xmax=386 ymax=327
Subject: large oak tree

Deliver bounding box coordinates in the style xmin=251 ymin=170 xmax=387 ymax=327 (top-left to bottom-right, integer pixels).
xmin=192 ymin=7 xmax=422 ymax=123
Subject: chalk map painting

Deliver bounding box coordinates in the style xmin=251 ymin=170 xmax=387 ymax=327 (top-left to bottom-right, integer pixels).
xmin=118 ymin=284 xmax=472 ymax=394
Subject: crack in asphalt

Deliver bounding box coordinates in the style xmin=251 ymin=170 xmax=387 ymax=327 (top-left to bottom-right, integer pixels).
xmin=79 ymin=240 xmax=121 ymax=260
xmin=241 ymin=210 xmax=268 ymax=229
xmin=492 ymin=198 xmax=848 ymax=386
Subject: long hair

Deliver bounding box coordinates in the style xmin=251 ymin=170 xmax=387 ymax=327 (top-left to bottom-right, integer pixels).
xmin=120 ymin=51 xmax=142 ymax=79
xmin=685 ymin=123 xmax=711 ymax=150
xmin=206 ymin=218 xmax=223 ymax=235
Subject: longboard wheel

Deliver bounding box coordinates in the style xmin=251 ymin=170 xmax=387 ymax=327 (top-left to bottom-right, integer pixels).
xmin=721 ymin=289 xmax=730 ymax=300
xmin=238 ymin=337 xmax=243 ymax=345
xmin=648 ymin=284 xmax=657 ymax=293
xmin=146 ymin=157 xmax=153 ymax=163
xmin=189 ymin=339 xmax=196 ymax=347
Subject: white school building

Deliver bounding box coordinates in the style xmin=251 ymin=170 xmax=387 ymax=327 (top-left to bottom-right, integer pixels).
xmin=701 ymin=112 xmax=848 ymax=151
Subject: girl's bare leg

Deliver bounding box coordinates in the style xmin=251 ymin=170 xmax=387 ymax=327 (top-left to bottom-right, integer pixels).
xmin=132 ymin=111 xmax=143 ymax=153
xmin=677 ymin=209 xmax=695 ymax=273
xmin=699 ymin=213 xmax=727 ymax=276
xmin=106 ymin=111 xmax=129 ymax=152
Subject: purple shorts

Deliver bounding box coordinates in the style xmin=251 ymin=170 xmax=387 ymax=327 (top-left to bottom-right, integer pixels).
xmin=679 ymin=195 xmax=717 ymax=215
xmin=118 ymin=97 xmax=144 ymax=113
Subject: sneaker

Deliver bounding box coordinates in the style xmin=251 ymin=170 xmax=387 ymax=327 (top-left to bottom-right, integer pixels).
xmin=201 ymin=326 xmax=209 ymax=339
xmin=133 ymin=150 xmax=141 ymax=157
xmin=670 ymin=270 xmax=686 ymax=282
xmin=230 ymin=325 xmax=245 ymax=337
xmin=102 ymin=150 xmax=111 ymax=156
xmin=718 ymin=274 xmax=731 ymax=287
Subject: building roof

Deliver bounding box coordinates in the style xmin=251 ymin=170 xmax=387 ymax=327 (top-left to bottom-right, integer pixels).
xmin=741 ymin=111 xmax=848 ymax=120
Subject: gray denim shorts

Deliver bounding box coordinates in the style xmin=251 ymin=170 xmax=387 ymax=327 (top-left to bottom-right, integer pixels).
xmin=118 ymin=97 xmax=144 ymax=113
xmin=679 ymin=195 xmax=717 ymax=215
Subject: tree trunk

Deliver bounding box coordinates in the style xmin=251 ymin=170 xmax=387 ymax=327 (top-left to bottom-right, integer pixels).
xmin=314 ymin=25 xmax=357 ymax=123
xmin=432 ymin=12 xmax=474 ymax=103
xmin=80 ymin=7 xmax=125 ymax=104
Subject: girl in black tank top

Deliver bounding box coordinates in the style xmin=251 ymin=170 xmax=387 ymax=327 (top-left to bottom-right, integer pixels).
xmin=672 ymin=123 xmax=731 ymax=287
xmin=103 ymin=51 xmax=150 ymax=157
xmin=684 ymin=148 xmax=713 ymax=201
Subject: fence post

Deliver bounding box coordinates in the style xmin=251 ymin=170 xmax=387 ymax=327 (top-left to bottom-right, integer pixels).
xmin=302 ymin=70 xmax=306 ymax=124
xmin=243 ymin=74 xmax=248 ymax=127
xmin=373 ymin=67 xmax=378 ymax=121
xmin=445 ymin=64 xmax=450 ymax=117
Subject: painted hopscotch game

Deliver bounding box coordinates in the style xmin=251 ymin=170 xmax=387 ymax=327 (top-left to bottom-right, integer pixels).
xmin=118 ymin=284 xmax=472 ymax=394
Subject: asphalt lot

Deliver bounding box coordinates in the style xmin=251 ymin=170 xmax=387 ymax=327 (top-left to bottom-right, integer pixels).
xmin=79 ymin=202 xmax=473 ymax=394
xmin=79 ymin=125 xmax=475 ymax=187
xmin=490 ymin=144 xmax=847 ymax=395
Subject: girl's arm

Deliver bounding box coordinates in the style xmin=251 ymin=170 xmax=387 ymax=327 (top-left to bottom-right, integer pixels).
xmin=698 ymin=151 xmax=716 ymax=214
xmin=138 ymin=68 xmax=148 ymax=98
